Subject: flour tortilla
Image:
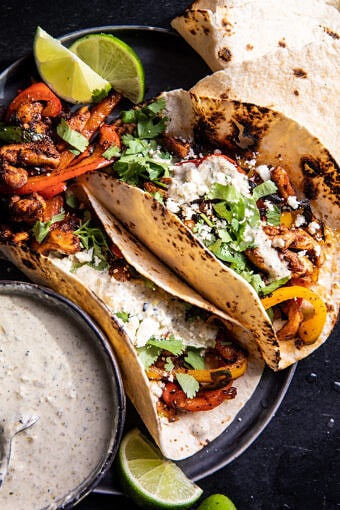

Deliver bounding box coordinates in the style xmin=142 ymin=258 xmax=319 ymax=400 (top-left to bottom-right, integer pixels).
xmin=80 ymin=85 xmax=339 ymax=370
xmin=171 ymin=1 xmax=340 ymax=162
xmin=0 ymin=189 xmax=263 ymax=460
xmin=171 ymin=0 xmax=340 ymax=71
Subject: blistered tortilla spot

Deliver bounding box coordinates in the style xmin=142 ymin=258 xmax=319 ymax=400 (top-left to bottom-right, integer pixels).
xmin=293 ymin=89 xmax=299 ymax=96
xmin=21 ymin=258 xmax=36 ymax=270
xmin=221 ymin=18 xmax=233 ymax=36
xmin=217 ymin=47 xmax=232 ymax=63
xmin=246 ymin=44 xmax=254 ymax=51
xmin=278 ymin=39 xmax=287 ymax=48
xmin=321 ymin=26 xmax=340 ymax=40
xmin=220 ymin=89 xmax=231 ymax=100
xmin=292 ymin=67 xmax=308 ymax=79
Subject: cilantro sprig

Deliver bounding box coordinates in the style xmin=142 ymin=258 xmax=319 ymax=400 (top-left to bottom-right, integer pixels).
xmin=113 ymin=98 xmax=171 ymax=187
xmin=33 ymin=210 xmax=66 ymax=243
xmin=72 ymin=211 xmax=110 ymax=271
xmin=200 ymin=180 xmax=280 ymax=293
xmin=137 ymin=335 xmax=206 ymax=398
xmin=56 ymin=118 xmax=89 ymax=154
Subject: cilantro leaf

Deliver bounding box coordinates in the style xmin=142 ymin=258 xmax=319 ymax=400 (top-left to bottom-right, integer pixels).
xmin=33 ymin=210 xmax=65 ymax=243
xmin=137 ymin=344 xmax=161 ymax=370
xmin=266 ymin=204 xmax=281 ymax=226
xmin=115 ymin=311 xmax=130 ymax=323
xmin=146 ymin=335 xmax=185 ymax=356
xmin=92 ymin=87 xmax=110 ymax=103
xmin=176 ymin=373 xmax=199 ymax=398
xmin=252 ymin=180 xmax=277 ymax=201
xmin=164 ymin=357 xmax=175 ymax=372
xmin=184 ymin=348 xmax=205 ymax=370
xmin=102 ymin=144 xmax=121 ymax=160
xmin=73 ymin=212 xmax=109 ymax=270
xmin=56 ymin=118 xmax=89 ymax=153
xmin=259 ymin=276 xmax=291 ymax=296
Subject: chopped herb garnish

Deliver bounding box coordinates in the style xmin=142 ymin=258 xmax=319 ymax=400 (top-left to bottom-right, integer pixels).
xmin=184 ymin=348 xmax=205 ymax=370
xmin=252 ymin=180 xmax=277 ymax=202
xmin=72 ymin=211 xmax=110 ymax=271
xmin=0 ymin=123 xmax=44 ymax=143
xmin=137 ymin=335 xmax=185 ymax=371
xmin=113 ymin=98 xmax=170 ymax=187
xmin=175 ymin=372 xmax=199 ymax=399
xmin=33 ymin=210 xmax=65 ymax=243
xmin=164 ymin=357 xmax=175 ymax=372
xmin=259 ymin=276 xmax=291 ymax=296
xmin=146 ymin=335 xmax=185 ymax=356
xmin=137 ymin=344 xmax=160 ymax=370
xmin=102 ymin=144 xmax=121 ymax=160
xmin=56 ymin=118 xmax=89 ymax=153
xmin=115 ymin=311 xmax=130 ymax=323
xmin=65 ymin=190 xmax=78 ymax=209
xmin=92 ymin=87 xmax=110 ymax=103
xmin=266 ymin=204 xmax=281 ymax=226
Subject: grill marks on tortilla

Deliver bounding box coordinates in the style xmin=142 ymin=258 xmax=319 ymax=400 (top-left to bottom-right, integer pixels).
xmin=196 ymin=100 xmax=279 ymax=152
xmin=301 ymin=155 xmax=340 ymax=207
xmin=321 ymin=25 xmax=340 ymax=40
xmin=218 ymin=47 xmax=232 ymax=64
xmin=293 ymin=67 xmax=308 ymax=78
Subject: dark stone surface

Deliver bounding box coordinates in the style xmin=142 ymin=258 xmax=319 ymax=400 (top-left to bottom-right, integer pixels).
xmin=0 ymin=2 xmax=339 ymax=509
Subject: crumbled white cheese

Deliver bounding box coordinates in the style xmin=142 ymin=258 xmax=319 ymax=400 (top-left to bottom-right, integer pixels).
xmin=74 ymin=248 xmax=93 ymax=264
xmin=294 ymin=214 xmax=306 ymax=227
xmin=308 ymin=221 xmax=321 ymax=235
xmin=256 ymin=165 xmax=272 ymax=181
xmin=52 ymin=255 xmax=218 ymax=350
xmin=263 ymin=200 xmax=274 ymax=211
xmin=167 ymin=155 xmax=250 ymax=205
xmin=287 ymin=195 xmax=300 ymax=210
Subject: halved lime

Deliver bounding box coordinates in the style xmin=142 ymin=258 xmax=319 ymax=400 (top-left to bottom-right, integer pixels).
xmin=69 ymin=33 xmax=145 ymax=104
xmin=33 ymin=26 xmax=112 ymax=104
xmin=117 ymin=428 xmax=203 ymax=509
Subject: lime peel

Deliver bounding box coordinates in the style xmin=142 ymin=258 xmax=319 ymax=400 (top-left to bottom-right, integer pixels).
xmin=34 ymin=26 xmax=112 ymax=104
xmin=117 ymin=428 xmax=203 ymax=509
xmin=69 ymin=33 xmax=145 ymax=103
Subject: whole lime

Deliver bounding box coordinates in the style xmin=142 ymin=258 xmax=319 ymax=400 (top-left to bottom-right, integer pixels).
xmin=197 ymin=493 xmax=237 ymax=510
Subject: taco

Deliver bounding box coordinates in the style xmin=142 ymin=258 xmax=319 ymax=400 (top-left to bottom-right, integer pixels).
xmin=171 ymin=1 xmax=340 ymax=162
xmin=0 ymin=84 xmax=263 ymax=460
xmin=78 ymin=89 xmax=339 ymax=370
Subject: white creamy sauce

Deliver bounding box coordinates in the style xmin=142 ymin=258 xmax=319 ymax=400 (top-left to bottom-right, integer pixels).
xmin=54 ymin=257 xmax=218 ymax=350
xmin=0 ymin=293 xmax=115 ymax=510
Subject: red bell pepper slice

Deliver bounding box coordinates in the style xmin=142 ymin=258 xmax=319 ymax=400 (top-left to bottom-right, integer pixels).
xmin=39 ymin=182 xmax=67 ymax=199
xmin=5 ymin=82 xmax=62 ymax=121
xmin=13 ymin=155 xmax=112 ymax=195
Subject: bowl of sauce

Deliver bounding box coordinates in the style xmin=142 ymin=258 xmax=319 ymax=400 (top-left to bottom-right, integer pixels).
xmin=0 ymin=281 xmax=126 ymax=509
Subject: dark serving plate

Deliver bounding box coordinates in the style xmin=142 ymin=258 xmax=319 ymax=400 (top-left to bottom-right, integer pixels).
xmin=0 ymin=26 xmax=295 ymax=496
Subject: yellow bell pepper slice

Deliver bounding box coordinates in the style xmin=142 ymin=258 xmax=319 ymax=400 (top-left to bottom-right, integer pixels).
xmin=146 ymin=356 xmax=247 ymax=383
xmin=261 ymin=285 xmax=327 ymax=344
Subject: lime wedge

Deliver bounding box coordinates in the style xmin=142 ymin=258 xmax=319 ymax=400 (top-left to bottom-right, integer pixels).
xmin=33 ymin=26 xmax=112 ymax=104
xmin=117 ymin=428 xmax=203 ymax=509
xmin=69 ymin=33 xmax=145 ymax=104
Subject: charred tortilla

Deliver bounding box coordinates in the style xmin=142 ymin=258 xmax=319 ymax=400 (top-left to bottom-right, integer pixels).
xmin=0 ymin=188 xmax=264 ymax=460
xmin=171 ymin=1 xmax=340 ymax=162
xmin=80 ymin=87 xmax=339 ymax=370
